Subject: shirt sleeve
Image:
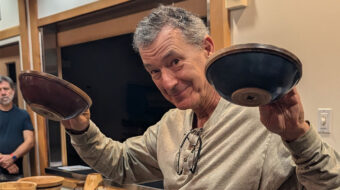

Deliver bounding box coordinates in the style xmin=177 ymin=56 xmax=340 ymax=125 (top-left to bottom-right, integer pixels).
xmin=284 ymin=126 xmax=340 ymax=189
xmin=23 ymin=111 xmax=34 ymax=131
xmin=68 ymin=120 xmax=163 ymax=184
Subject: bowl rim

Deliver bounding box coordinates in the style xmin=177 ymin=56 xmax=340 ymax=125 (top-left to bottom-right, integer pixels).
xmin=205 ymin=43 xmax=303 ymax=83
xmin=19 ymin=70 xmax=92 ymax=120
xmin=0 ymin=181 xmax=37 ymax=188
xmin=19 ymin=70 xmax=92 ymax=107
xmin=18 ymin=176 xmax=64 ymax=188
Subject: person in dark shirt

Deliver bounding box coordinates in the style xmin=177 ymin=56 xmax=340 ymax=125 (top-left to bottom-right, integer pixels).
xmin=0 ymin=75 xmax=34 ymax=182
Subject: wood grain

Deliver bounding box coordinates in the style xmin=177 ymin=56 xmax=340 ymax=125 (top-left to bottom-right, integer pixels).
xmin=209 ymin=0 xmax=231 ymax=50
xmin=0 ymin=26 xmax=20 ymax=40
xmin=28 ymin=0 xmax=49 ymax=176
xmin=38 ymin=0 xmax=129 ymax=27
xmin=57 ymin=0 xmax=206 ymax=47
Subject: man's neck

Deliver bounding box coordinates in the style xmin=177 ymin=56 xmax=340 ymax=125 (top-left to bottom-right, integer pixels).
xmin=0 ymin=103 xmax=13 ymax=111
xmin=192 ymin=90 xmax=221 ymax=129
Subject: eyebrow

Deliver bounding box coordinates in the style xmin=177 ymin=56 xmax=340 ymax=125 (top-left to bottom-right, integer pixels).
xmin=162 ymin=50 xmax=180 ymax=62
xmin=143 ymin=50 xmax=179 ymax=70
xmin=143 ymin=64 xmax=153 ymax=70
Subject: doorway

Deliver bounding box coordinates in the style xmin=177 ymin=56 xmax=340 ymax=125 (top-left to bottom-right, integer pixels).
xmin=0 ymin=43 xmax=22 ymax=108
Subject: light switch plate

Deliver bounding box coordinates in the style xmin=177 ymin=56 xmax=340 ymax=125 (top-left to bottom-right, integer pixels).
xmin=226 ymin=0 xmax=248 ymax=10
xmin=317 ymin=108 xmax=332 ymax=134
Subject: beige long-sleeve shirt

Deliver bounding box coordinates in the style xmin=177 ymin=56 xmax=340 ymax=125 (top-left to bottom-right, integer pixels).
xmin=70 ymin=98 xmax=340 ymax=189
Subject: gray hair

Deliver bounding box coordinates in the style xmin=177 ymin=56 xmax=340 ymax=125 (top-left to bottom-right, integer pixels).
xmin=0 ymin=75 xmax=15 ymax=89
xmin=133 ymin=5 xmax=209 ymax=52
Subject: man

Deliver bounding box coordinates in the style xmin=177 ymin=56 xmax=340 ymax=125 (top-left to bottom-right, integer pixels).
xmin=62 ymin=5 xmax=340 ymax=189
xmin=0 ymin=75 xmax=34 ymax=181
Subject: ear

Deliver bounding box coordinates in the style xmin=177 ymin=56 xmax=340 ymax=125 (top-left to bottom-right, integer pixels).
xmin=203 ymin=35 xmax=214 ymax=57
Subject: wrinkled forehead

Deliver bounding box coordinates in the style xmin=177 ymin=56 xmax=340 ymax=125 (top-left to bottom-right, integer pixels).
xmin=0 ymin=81 xmax=12 ymax=89
xmin=141 ymin=26 xmax=185 ymax=48
xmin=140 ymin=27 xmax=186 ymax=51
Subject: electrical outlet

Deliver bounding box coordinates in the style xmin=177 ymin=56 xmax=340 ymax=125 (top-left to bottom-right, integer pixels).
xmin=317 ymin=108 xmax=332 ymax=134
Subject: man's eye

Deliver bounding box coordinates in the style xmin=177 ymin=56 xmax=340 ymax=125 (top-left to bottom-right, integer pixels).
xmin=172 ymin=59 xmax=180 ymax=65
xmin=149 ymin=70 xmax=161 ymax=79
xmin=150 ymin=70 xmax=160 ymax=74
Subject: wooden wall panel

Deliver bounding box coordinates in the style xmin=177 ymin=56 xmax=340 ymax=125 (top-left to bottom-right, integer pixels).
xmin=28 ymin=0 xmax=49 ymax=175
xmin=57 ymin=0 xmax=207 ymax=47
xmin=0 ymin=26 xmax=20 ymax=41
xmin=209 ymin=0 xmax=231 ymax=50
xmin=18 ymin=0 xmax=30 ymax=71
xmin=57 ymin=47 xmax=68 ymax=166
xmin=38 ymin=0 xmax=129 ymax=27
xmin=18 ymin=0 xmax=39 ymax=176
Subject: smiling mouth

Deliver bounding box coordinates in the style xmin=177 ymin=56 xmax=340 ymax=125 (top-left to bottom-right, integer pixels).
xmin=170 ymin=86 xmax=190 ymax=98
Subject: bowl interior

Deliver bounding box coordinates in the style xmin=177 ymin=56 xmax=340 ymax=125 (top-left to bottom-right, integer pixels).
xmin=205 ymin=44 xmax=302 ymax=106
xmin=19 ymin=71 xmax=92 ymax=121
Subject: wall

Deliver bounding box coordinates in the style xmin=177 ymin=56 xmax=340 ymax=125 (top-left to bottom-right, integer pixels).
xmin=37 ymin=0 xmax=97 ymax=18
xmin=0 ymin=0 xmax=19 ymax=30
xmin=230 ymin=0 xmax=340 ymax=152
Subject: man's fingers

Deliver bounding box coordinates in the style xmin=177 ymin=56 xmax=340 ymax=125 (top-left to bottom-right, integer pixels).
xmin=61 ymin=120 xmax=70 ymax=129
xmin=61 ymin=109 xmax=90 ymax=131
xmin=7 ymin=164 xmax=19 ymax=174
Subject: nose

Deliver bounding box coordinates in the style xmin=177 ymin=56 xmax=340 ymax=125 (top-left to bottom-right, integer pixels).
xmin=161 ymin=68 xmax=178 ymax=93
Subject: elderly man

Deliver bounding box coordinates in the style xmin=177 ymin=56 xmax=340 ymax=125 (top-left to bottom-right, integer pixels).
xmin=62 ymin=5 xmax=340 ymax=189
xmin=0 ymin=75 xmax=34 ymax=181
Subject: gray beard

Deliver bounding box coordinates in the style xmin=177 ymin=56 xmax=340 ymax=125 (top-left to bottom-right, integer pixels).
xmin=0 ymin=95 xmax=14 ymax=105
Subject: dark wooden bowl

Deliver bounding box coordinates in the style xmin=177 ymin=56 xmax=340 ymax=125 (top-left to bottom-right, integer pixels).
xmin=19 ymin=71 xmax=92 ymax=121
xmin=205 ymin=43 xmax=302 ymax=107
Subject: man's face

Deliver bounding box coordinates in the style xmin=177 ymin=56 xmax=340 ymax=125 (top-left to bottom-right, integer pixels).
xmin=0 ymin=81 xmax=15 ymax=106
xmin=139 ymin=26 xmax=213 ymax=110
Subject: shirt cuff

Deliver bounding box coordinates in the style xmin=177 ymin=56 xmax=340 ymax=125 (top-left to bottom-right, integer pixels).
xmin=283 ymin=126 xmax=321 ymax=159
xmin=66 ymin=125 xmax=90 ymax=135
xmin=67 ymin=120 xmax=99 ymax=144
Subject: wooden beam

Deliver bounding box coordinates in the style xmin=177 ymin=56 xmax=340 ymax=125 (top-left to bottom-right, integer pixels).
xmin=18 ymin=0 xmax=30 ymax=71
xmin=57 ymin=47 xmax=68 ymax=166
xmin=0 ymin=26 xmax=20 ymax=41
xmin=209 ymin=0 xmax=231 ymax=50
xmin=57 ymin=10 xmax=147 ymax=47
xmin=38 ymin=0 xmax=129 ymax=27
xmin=57 ymin=0 xmax=206 ymax=47
xmin=18 ymin=0 xmax=39 ymax=176
xmin=28 ymin=0 xmax=49 ymax=175
xmin=29 ymin=0 xmax=42 ymax=70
